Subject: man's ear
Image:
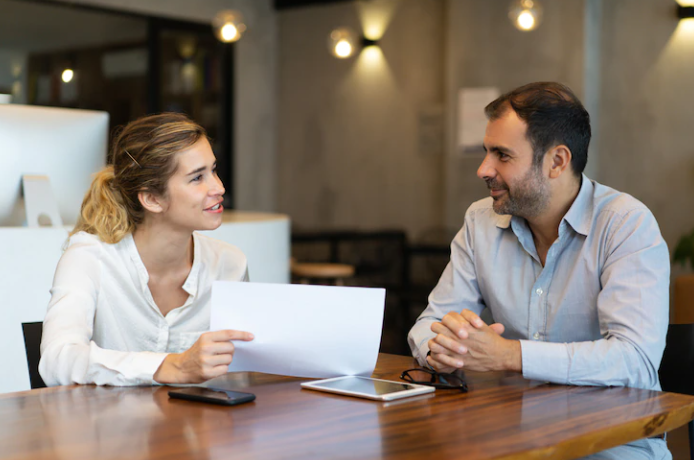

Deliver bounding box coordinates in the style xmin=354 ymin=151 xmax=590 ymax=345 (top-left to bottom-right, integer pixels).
xmin=546 ymin=145 xmax=572 ymax=179
xmin=138 ymin=190 xmax=166 ymax=214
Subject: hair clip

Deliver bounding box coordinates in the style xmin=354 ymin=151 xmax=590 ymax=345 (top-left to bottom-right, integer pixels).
xmin=124 ymin=150 xmax=142 ymax=168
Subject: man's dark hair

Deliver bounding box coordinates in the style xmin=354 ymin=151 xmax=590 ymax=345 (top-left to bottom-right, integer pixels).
xmin=484 ymin=82 xmax=590 ymax=177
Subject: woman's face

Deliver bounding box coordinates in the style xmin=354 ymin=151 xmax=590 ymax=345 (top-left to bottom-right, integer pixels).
xmin=157 ymin=137 xmax=225 ymax=232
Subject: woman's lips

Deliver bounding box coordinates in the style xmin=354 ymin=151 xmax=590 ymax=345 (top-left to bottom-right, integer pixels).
xmin=204 ymin=202 xmax=224 ymax=213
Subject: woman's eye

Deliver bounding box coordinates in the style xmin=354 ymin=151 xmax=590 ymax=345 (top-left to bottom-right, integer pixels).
xmin=191 ymin=174 xmax=203 ymax=182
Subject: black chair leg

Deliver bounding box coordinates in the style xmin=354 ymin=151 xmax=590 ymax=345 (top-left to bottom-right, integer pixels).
xmin=688 ymin=419 xmax=694 ymax=460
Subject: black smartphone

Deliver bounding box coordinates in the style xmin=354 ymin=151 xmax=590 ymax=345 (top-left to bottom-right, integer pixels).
xmin=168 ymin=387 xmax=256 ymax=406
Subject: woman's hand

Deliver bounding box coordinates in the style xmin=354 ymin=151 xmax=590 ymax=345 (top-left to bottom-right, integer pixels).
xmin=154 ymin=329 xmax=254 ymax=384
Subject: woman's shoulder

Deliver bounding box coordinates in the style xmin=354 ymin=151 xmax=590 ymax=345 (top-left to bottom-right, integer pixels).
xmin=64 ymin=231 xmax=106 ymax=255
xmin=54 ymin=231 xmax=109 ymax=284
xmin=63 ymin=230 xmax=132 ymax=264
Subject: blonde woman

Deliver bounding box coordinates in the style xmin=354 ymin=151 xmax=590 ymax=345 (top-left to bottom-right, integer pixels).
xmin=39 ymin=113 xmax=253 ymax=386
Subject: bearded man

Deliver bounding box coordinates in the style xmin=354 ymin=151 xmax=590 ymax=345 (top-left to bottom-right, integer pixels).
xmin=408 ymin=82 xmax=670 ymax=460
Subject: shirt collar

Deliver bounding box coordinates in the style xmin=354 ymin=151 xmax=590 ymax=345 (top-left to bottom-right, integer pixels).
xmin=494 ymin=173 xmax=592 ymax=237
xmin=126 ymin=232 xmax=201 ymax=298
xmin=182 ymin=232 xmax=201 ymax=297
xmin=561 ymin=174 xmax=592 ymax=237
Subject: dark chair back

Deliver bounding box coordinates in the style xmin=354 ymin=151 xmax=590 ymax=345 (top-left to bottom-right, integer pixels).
xmin=659 ymin=323 xmax=694 ymax=458
xmin=660 ymin=324 xmax=694 ymax=395
xmin=22 ymin=322 xmax=46 ymax=389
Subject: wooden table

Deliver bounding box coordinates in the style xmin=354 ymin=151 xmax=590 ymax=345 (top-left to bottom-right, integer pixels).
xmin=1 ymin=354 xmax=693 ymax=460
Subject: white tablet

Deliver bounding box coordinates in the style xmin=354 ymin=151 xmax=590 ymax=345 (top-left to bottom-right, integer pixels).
xmin=300 ymin=376 xmax=435 ymax=401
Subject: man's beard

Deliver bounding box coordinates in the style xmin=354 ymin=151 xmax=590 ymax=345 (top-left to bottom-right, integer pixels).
xmin=486 ymin=164 xmax=550 ymax=219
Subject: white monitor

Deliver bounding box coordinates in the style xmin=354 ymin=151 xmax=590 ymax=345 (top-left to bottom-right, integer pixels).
xmin=0 ymin=105 xmax=109 ymax=226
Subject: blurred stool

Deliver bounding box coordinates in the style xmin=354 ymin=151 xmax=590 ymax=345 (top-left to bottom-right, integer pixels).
xmin=291 ymin=258 xmax=355 ymax=286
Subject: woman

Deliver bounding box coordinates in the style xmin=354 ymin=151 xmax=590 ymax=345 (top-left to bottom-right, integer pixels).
xmin=39 ymin=113 xmax=253 ymax=386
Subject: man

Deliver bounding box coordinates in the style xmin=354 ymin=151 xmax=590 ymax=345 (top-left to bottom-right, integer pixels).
xmin=408 ymin=82 xmax=670 ymax=459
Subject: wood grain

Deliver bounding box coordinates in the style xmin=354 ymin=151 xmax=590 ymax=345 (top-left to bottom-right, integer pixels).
xmin=0 ymin=354 xmax=692 ymax=460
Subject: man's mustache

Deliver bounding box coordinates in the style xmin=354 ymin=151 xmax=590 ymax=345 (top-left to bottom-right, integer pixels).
xmin=486 ymin=179 xmax=508 ymax=190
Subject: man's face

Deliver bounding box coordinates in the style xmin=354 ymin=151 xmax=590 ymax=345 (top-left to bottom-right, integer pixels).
xmin=478 ymin=109 xmax=550 ymax=218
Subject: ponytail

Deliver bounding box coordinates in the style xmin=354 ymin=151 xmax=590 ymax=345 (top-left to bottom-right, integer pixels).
xmin=70 ymin=165 xmax=133 ymax=244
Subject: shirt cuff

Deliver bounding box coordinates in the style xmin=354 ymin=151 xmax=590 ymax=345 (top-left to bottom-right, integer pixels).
xmin=416 ymin=341 xmax=431 ymax=368
xmin=520 ymin=340 xmax=570 ymax=384
xmin=131 ymin=352 xmax=169 ymax=384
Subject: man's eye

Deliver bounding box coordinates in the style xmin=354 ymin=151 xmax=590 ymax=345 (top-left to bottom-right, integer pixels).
xmin=498 ymin=152 xmax=509 ymax=161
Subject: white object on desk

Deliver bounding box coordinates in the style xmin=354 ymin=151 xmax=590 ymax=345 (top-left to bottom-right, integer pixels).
xmin=22 ymin=175 xmax=63 ymax=228
xmin=0 ymin=227 xmax=68 ymax=394
xmin=211 ymin=281 xmax=386 ymax=378
xmin=301 ymin=376 xmax=435 ymax=401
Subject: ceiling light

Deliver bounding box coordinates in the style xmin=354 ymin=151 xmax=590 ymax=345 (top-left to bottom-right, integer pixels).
xmin=213 ymin=10 xmax=247 ymax=43
xmin=509 ymin=0 xmax=543 ymax=32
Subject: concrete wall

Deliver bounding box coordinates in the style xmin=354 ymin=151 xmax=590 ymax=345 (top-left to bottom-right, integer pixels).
xmin=597 ymin=0 xmax=694 ymax=274
xmin=443 ymin=0 xmax=586 ymax=231
xmin=51 ymin=0 xmax=277 ymax=212
xmin=277 ymin=0 xmax=445 ymax=238
xmin=47 ymin=0 xmax=694 ymax=261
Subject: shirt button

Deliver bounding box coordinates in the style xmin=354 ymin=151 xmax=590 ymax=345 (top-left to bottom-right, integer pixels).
xmin=533 ymin=332 xmax=540 ymax=340
xmin=536 ymin=288 xmax=543 ymax=295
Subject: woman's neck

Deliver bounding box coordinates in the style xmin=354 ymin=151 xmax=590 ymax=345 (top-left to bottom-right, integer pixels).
xmin=132 ymin=221 xmax=193 ymax=277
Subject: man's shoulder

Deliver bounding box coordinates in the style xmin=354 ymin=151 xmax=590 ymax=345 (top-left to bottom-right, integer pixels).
xmin=590 ymin=180 xmax=652 ymax=220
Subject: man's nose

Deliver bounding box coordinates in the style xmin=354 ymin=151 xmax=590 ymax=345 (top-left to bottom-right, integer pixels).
xmin=477 ymin=154 xmax=496 ymax=181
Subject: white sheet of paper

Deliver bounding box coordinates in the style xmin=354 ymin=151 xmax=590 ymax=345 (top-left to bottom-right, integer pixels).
xmin=211 ymin=281 xmax=386 ymax=378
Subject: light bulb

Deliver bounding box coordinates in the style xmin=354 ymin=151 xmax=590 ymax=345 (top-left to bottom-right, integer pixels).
xmin=328 ymin=28 xmax=358 ymax=59
xmin=212 ymin=10 xmax=246 ymax=43
xmin=61 ymin=69 xmax=74 ymax=83
xmin=335 ymin=40 xmax=353 ymax=58
xmin=221 ymin=24 xmax=238 ymax=42
xmin=517 ymin=11 xmax=535 ymax=30
xmin=509 ymin=0 xmax=543 ymax=32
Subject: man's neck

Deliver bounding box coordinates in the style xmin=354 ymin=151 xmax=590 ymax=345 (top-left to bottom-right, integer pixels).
xmin=527 ymin=176 xmax=582 ymax=249
xmin=132 ymin=221 xmax=193 ymax=277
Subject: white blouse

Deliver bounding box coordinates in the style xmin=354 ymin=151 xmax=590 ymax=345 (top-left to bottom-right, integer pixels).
xmin=39 ymin=231 xmax=248 ymax=386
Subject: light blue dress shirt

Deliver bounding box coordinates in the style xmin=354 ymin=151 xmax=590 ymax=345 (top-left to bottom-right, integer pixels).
xmin=408 ymin=176 xmax=670 ymax=391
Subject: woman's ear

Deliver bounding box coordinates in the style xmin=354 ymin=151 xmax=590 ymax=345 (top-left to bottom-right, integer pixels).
xmin=547 ymin=145 xmax=572 ymax=179
xmin=138 ymin=191 xmax=166 ymax=214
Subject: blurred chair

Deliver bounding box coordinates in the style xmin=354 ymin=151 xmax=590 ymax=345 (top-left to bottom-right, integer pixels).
xmin=291 ymin=230 xmax=407 ymax=289
xmin=291 ymin=229 xmax=409 ymax=354
xmin=22 ymin=322 xmax=46 ymax=389
xmin=658 ymin=323 xmax=694 ymax=459
xmin=674 ymin=275 xmax=694 ymax=324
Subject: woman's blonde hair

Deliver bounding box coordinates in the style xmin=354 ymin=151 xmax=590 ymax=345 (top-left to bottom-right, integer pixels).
xmin=71 ymin=113 xmax=207 ymax=244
